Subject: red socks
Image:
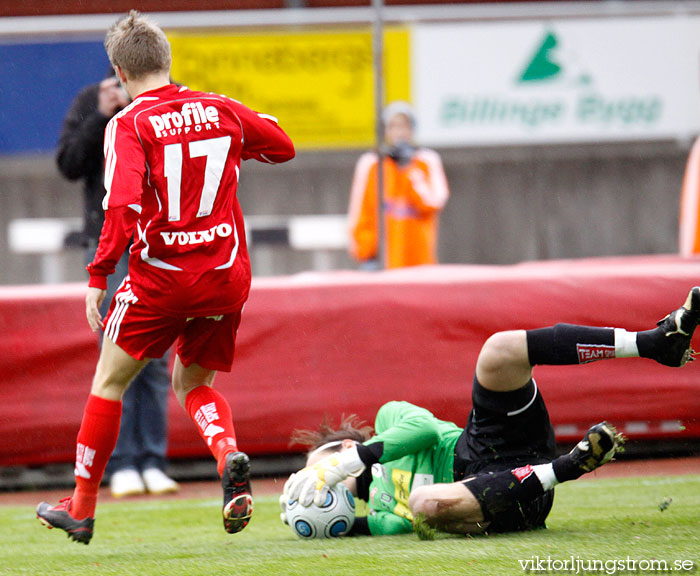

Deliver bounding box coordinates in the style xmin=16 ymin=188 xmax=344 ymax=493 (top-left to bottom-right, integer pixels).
xmin=69 ymin=387 xmax=236 ymax=520
xmin=185 ymin=386 xmax=238 ymax=477
xmin=72 ymin=394 xmax=122 ymax=520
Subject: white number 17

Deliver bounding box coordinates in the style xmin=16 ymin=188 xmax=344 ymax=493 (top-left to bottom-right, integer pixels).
xmin=163 ymin=135 xmax=231 ymax=222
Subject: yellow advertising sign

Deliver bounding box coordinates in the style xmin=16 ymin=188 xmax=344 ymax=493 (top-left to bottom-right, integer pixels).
xmin=168 ymin=27 xmax=410 ymax=149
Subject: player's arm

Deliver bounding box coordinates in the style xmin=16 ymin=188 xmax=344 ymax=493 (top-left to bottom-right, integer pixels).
xmin=86 ymin=205 xmax=139 ymax=290
xmin=348 ymin=509 xmax=413 ymax=536
xmin=85 ymin=114 xmax=143 ymax=327
xmin=56 ymin=86 xmax=111 ymax=181
xmin=402 ymin=149 xmax=450 ymax=215
xmin=232 ymin=102 xmax=295 ymax=164
xmin=85 ymin=204 xmax=139 ymax=332
xmin=366 ymin=510 xmax=413 ymax=536
xmin=357 ymin=401 xmax=444 ymax=465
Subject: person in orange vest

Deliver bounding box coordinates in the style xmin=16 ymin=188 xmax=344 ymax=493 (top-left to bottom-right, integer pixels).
xmin=347 ymin=102 xmax=450 ymax=269
xmin=679 ymin=137 xmax=700 ymax=256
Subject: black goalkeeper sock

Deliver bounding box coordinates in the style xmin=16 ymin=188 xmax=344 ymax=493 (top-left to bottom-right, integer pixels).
xmin=462 ymin=466 xmax=546 ymax=521
xmin=527 ymin=323 xmax=615 ymax=366
xmin=551 ymin=454 xmax=586 ymax=483
xmin=636 ymin=326 xmax=666 ymax=360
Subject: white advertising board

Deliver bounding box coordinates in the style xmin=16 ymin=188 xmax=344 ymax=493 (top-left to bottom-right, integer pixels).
xmin=413 ymin=17 xmax=700 ymax=146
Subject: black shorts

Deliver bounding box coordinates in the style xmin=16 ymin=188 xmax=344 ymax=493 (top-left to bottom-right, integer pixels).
xmin=454 ymin=376 xmax=557 ymax=532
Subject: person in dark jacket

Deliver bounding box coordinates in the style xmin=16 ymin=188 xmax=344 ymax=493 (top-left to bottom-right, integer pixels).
xmin=56 ymin=73 xmax=178 ymax=497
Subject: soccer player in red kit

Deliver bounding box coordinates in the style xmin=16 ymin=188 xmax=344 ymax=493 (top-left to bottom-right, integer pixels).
xmin=36 ymin=11 xmax=295 ymax=545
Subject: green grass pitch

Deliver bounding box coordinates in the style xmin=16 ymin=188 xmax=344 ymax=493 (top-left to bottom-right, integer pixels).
xmin=1 ymin=475 xmax=698 ymax=576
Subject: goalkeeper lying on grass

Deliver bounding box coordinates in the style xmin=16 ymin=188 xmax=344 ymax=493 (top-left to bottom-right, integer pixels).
xmin=282 ymin=288 xmax=699 ymax=536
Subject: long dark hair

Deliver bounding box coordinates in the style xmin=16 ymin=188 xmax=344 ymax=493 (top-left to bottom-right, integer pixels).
xmin=291 ymin=414 xmax=374 ymax=452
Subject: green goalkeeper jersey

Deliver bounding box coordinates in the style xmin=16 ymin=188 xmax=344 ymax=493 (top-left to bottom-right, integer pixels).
xmin=362 ymin=401 xmax=463 ymax=535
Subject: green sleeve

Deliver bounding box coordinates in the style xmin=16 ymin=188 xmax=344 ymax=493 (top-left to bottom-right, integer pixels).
xmin=365 ymin=401 xmax=442 ymax=463
xmin=367 ymin=510 xmax=413 ymax=535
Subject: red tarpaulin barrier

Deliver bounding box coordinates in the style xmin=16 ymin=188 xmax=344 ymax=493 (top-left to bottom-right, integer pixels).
xmin=1 ymin=255 xmax=699 ymax=467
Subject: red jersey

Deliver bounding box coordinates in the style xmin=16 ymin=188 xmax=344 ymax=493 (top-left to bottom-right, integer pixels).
xmin=88 ymin=84 xmax=295 ymax=317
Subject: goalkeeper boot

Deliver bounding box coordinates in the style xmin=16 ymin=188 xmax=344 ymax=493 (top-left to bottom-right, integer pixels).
xmin=36 ymin=497 xmax=94 ymax=545
xmin=568 ymin=422 xmax=622 ymax=474
xmin=222 ymin=451 xmax=253 ymax=534
xmin=639 ymin=287 xmax=700 ymax=367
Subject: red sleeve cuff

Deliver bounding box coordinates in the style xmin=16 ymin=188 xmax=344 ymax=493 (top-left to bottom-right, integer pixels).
xmin=88 ymin=274 xmax=108 ymax=290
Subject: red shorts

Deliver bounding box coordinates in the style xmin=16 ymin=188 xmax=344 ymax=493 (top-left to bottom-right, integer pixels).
xmin=104 ymin=278 xmax=242 ymax=372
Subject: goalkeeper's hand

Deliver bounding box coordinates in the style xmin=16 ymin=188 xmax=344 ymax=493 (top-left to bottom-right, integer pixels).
xmin=284 ymin=444 xmax=365 ymax=507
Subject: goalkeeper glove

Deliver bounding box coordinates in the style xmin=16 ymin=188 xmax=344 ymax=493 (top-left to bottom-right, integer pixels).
xmin=284 ymin=443 xmax=365 ymax=507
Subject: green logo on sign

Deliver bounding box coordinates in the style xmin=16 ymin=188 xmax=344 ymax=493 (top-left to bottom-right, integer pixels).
xmin=519 ymin=31 xmax=561 ymax=83
xmin=440 ymin=27 xmax=663 ymax=130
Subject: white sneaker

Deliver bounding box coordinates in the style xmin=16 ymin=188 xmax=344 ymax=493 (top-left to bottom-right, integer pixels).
xmin=142 ymin=468 xmax=179 ymax=495
xmin=110 ymin=469 xmax=146 ymax=498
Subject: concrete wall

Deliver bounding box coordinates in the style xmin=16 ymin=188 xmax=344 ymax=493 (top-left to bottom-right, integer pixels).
xmin=0 ymin=139 xmax=689 ymax=285
xmin=436 ymin=141 xmax=686 ymax=264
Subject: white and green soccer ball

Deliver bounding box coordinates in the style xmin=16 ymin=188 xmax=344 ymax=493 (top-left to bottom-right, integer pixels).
xmin=287 ymin=484 xmax=356 ymax=538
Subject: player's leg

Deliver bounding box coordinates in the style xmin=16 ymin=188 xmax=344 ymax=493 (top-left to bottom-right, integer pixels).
xmin=172 ymin=356 xmax=236 ymax=469
xmin=99 ymin=256 xmax=147 ymax=497
xmin=408 ymin=481 xmax=486 ymax=534
xmin=473 ymin=320 xmax=643 ymax=392
xmin=461 ymin=421 xmax=620 ymax=532
xmin=173 ymin=312 xmax=252 ymax=534
xmin=36 ymin=288 xmax=175 ymax=544
xmin=76 ymin=337 xmax=148 ymax=507
xmin=525 ymin=287 xmax=700 ymax=376
xmin=107 ymin=379 xmax=145 ymax=497
xmin=445 ymin=288 xmax=700 ymax=534
xmin=446 ymin=361 xmax=559 ymax=534
xmin=413 ymin=420 xmax=621 ymax=535
xmin=476 ymin=287 xmax=700 ymax=395
xmin=474 ymin=329 xmax=531 ymax=392
xmin=36 ymin=337 xmax=146 ymax=544
xmin=467 ymin=285 xmax=700 ymax=521
xmin=448 ymin=320 xmax=614 ymax=531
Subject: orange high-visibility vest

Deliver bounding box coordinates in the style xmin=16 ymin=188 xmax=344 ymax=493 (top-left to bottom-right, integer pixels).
xmin=680 ymin=136 xmax=700 ymax=256
xmin=347 ymin=148 xmax=450 ymax=268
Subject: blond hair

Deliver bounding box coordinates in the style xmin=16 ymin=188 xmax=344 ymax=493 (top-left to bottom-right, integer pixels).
xmin=104 ymin=10 xmax=171 ymax=80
